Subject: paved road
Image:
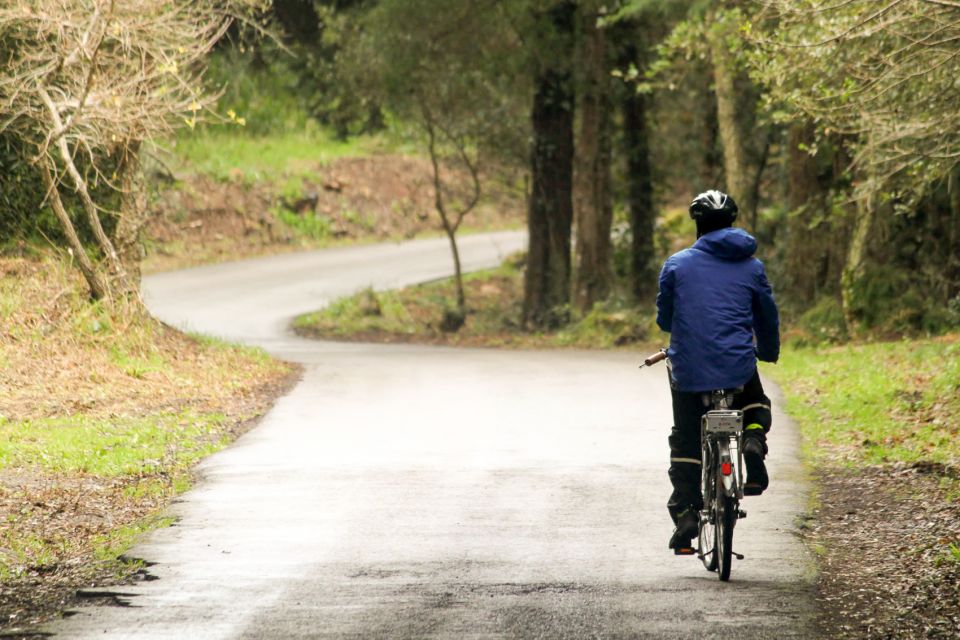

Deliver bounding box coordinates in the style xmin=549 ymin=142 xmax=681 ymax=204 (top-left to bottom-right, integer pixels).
xmin=47 ymin=232 xmax=817 ymax=639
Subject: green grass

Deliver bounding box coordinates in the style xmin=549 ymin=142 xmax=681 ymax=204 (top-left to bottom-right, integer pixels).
xmin=766 ymin=338 xmax=960 ymax=468
xmin=0 ymin=410 xmax=231 ymax=476
xmin=171 ymin=127 xmax=380 ymax=183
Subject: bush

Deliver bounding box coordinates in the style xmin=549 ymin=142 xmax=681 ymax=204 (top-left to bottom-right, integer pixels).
xmin=788 ymin=296 xmax=847 ymax=345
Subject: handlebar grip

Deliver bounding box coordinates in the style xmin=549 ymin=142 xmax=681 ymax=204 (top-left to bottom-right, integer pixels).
xmin=644 ymin=350 xmax=668 ymax=367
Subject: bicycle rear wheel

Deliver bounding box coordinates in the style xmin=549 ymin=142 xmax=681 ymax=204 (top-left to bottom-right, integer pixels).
xmin=716 ymin=494 xmax=736 ymax=581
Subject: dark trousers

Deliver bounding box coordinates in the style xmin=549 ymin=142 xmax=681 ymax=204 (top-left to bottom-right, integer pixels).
xmin=667 ymin=369 xmax=772 ymax=524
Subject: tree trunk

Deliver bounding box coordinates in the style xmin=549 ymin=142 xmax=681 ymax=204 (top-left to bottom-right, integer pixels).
xmin=785 ymin=123 xmax=822 ymax=304
xmin=707 ymin=18 xmax=755 ymax=227
xmin=523 ymin=2 xmax=576 ymax=328
xmin=841 ymin=191 xmax=875 ymax=332
xmin=424 ymin=117 xmax=467 ymax=321
xmin=113 ymin=141 xmax=148 ymax=297
xmin=621 ymin=45 xmax=656 ymax=302
xmin=700 ymin=71 xmax=722 ymax=188
xmin=40 ymin=160 xmax=108 ymax=300
xmin=40 ymin=88 xmax=125 ymax=281
xmin=573 ymin=12 xmax=613 ymax=314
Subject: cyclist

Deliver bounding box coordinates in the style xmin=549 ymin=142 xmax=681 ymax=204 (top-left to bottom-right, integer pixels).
xmin=656 ymin=189 xmax=780 ymax=554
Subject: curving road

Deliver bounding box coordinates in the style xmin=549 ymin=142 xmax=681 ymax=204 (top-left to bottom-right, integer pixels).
xmin=47 ymin=232 xmax=817 ymax=639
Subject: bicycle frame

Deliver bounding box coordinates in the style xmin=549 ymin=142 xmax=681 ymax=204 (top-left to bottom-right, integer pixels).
xmin=640 ymin=350 xmax=747 ymax=580
xmin=698 ymin=390 xmax=746 ymax=580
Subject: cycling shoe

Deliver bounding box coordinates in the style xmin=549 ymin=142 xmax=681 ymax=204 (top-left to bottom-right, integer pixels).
xmin=743 ymin=437 xmax=769 ymax=496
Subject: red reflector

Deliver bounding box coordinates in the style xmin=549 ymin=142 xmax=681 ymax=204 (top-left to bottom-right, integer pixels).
xmin=721 ymin=462 xmax=733 ymax=476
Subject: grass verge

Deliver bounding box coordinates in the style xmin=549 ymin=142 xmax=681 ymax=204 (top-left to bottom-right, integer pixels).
xmin=769 ymin=339 xmax=960 ymax=471
xmin=293 ymin=255 xmax=656 ymax=349
xmin=0 ymin=255 xmax=296 ymax=632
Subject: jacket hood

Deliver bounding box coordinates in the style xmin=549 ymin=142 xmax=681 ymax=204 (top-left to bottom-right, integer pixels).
xmin=693 ymin=227 xmax=757 ymax=261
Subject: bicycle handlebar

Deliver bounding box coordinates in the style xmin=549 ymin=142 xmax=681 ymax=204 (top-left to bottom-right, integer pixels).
xmin=640 ymin=349 xmax=668 ymax=368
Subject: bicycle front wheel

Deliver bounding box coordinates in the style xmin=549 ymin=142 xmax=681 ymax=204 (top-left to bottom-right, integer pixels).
xmin=698 ymin=448 xmax=718 ymax=572
xmin=698 ymin=504 xmax=717 ymax=572
xmin=716 ymin=494 xmax=736 ymax=581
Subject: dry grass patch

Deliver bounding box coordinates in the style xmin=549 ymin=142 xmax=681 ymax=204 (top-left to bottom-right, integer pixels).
xmin=0 ymin=254 xmax=296 ymax=632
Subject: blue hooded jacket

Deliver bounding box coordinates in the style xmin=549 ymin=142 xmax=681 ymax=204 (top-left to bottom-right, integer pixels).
xmin=656 ymin=227 xmax=780 ymax=392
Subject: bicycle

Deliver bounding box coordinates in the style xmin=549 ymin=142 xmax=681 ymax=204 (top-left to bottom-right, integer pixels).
xmin=641 ymin=349 xmax=747 ymax=581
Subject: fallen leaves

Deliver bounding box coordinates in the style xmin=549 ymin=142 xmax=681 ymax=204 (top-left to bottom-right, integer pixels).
xmin=811 ymin=464 xmax=960 ymax=639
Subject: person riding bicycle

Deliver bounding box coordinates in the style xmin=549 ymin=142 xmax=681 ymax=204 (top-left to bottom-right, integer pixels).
xmin=656 ymin=189 xmax=780 ymax=554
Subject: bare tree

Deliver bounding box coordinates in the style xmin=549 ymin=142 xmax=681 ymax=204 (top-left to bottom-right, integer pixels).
xmin=420 ymin=102 xmax=482 ymax=330
xmin=351 ymin=0 xmax=527 ymax=332
xmin=0 ymin=0 xmax=262 ymax=299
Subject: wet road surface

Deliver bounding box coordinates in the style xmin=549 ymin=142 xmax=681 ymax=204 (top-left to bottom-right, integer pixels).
xmin=46 ymin=232 xmax=817 ymax=639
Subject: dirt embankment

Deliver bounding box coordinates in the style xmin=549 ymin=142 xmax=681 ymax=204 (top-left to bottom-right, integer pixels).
xmin=144 ymin=154 xmax=524 ymax=273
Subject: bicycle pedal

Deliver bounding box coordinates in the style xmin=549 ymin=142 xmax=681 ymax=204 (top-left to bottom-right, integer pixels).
xmin=733 ymin=552 xmax=745 ymax=560
xmin=674 ymin=547 xmax=696 ymax=556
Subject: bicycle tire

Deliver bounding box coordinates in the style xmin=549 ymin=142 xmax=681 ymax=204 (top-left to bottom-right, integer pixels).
xmin=698 ymin=508 xmax=718 ymax=572
xmin=698 ymin=444 xmax=718 ymax=572
xmin=716 ymin=494 xmax=735 ymax=581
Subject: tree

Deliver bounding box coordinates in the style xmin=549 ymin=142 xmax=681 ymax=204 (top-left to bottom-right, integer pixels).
xmin=573 ymin=3 xmax=615 ymax=314
xmin=617 ymin=1 xmax=770 ymax=230
xmin=0 ymin=0 xmax=261 ymax=299
xmin=523 ymin=1 xmax=577 ymax=327
xmin=613 ymin=21 xmax=658 ymax=301
xmin=420 ymin=103 xmax=483 ymax=329
xmin=352 ymin=0 xmax=527 ymax=329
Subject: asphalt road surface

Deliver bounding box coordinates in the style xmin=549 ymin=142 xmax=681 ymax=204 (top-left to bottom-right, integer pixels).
xmin=47 ymin=232 xmax=817 ymax=639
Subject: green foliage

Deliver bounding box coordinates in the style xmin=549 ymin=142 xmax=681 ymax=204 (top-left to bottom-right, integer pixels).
xmin=0 ymin=131 xmax=123 ymax=247
xmin=844 ymin=265 xmax=960 ymax=336
xmin=750 ymin=1 xmax=960 ymax=202
xmin=939 ymin=543 xmax=960 ymax=567
xmin=273 ymin=206 xmax=332 ymax=242
xmin=768 ymin=339 xmax=960 ymax=469
xmin=554 ymin=297 xmax=653 ymax=348
xmin=202 ymin=48 xmax=312 ymax=136
xmin=350 ymin=0 xmax=530 ymax=166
